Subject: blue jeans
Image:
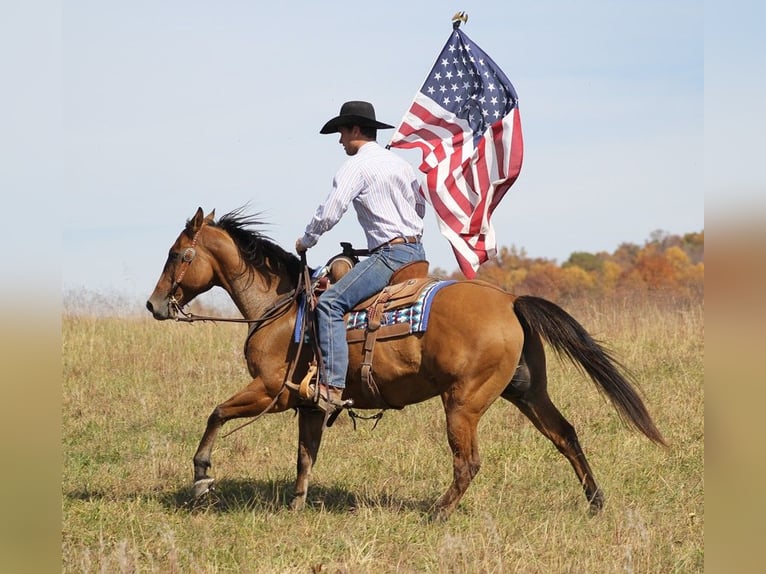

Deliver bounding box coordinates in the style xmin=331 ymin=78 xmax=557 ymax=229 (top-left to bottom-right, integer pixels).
xmin=315 ymin=242 xmax=426 ymax=389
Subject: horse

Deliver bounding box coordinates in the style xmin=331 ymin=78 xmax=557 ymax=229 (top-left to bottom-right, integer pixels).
xmin=146 ymin=207 xmax=666 ymax=521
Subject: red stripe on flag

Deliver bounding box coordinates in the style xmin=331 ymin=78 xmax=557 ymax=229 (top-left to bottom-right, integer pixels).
xmin=453 ymin=247 xmax=474 ymax=278
xmin=468 ymin=133 xmax=492 ymax=235
xmin=489 ymin=111 xmax=523 ymax=213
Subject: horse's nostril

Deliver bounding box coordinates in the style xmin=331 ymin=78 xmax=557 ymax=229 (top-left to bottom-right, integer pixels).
xmin=146 ymin=300 xmax=154 ymax=313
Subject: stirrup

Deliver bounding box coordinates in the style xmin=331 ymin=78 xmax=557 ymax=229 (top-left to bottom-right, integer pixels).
xmin=299 ymin=363 xmax=317 ymax=400
xmin=283 ymin=364 xmax=319 ymax=399
xmin=311 ymin=383 xmax=354 ymax=410
xmin=311 ymin=383 xmax=354 ymax=427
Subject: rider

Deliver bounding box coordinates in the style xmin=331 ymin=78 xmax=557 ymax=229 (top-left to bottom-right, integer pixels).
xmin=295 ymin=100 xmax=426 ymax=412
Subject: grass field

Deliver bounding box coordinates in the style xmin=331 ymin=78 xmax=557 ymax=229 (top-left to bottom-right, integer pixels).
xmin=62 ymin=295 xmax=703 ymax=573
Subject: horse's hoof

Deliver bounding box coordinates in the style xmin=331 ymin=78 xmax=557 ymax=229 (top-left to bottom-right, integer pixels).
xmin=588 ymin=493 xmax=605 ymax=516
xmin=427 ymin=508 xmax=451 ymax=523
xmin=588 ymin=503 xmax=603 ymax=516
xmin=193 ymin=477 xmax=215 ymax=499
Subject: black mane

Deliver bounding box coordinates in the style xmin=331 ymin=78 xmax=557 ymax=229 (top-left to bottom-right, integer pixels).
xmin=198 ymin=207 xmax=303 ymax=284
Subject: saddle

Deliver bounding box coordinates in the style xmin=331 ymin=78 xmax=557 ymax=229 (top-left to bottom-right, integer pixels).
xmin=316 ymin=258 xmax=434 ymax=409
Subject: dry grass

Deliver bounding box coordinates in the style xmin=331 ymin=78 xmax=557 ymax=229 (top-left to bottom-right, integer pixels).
xmin=62 ymin=295 xmax=703 ymax=573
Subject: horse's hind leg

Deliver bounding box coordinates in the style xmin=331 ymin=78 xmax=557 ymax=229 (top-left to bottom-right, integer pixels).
xmin=507 ymin=391 xmax=604 ymax=513
xmin=289 ymin=408 xmax=325 ymax=511
xmin=503 ymin=337 xmax=604 ymax=513
xmin=431 ymin=399 xmax=483 ymax=522
xmin=192 ymin=379 xmax=275 ymax=498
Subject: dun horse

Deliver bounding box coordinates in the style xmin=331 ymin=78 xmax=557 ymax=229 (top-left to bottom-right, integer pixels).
xmin=146 ymin=207 xmax=665 ymax=521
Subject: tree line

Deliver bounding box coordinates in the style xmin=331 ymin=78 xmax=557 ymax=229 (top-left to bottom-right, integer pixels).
xmin=436 ymin=230 xmax=704 ymax=304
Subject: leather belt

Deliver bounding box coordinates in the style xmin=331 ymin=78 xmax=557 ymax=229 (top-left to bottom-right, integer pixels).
xmin=372 ymin=236 xmax=421 ymax=252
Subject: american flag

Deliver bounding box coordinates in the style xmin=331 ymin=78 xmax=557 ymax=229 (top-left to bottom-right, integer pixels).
xmin=389 ymin=28 xmax=523 ymax=278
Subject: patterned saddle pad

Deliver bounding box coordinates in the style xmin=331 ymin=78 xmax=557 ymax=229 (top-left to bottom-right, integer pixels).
xmin=345 ymin=280 xmax=455 ymax=334
xmin=293 ymin=279 xmax=455 ymax=343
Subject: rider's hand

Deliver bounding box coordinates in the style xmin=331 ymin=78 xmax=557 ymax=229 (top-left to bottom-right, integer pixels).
xmin=295 ymin=238 xmax=307 ymax=255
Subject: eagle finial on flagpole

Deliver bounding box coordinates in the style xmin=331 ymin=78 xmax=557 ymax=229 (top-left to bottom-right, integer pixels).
xmin=451 ymin=11 xmax=468 ymax=29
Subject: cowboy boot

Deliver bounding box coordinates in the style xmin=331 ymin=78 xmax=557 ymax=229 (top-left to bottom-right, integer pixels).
xmin=312 ymin=383 xmax=353 ymax=427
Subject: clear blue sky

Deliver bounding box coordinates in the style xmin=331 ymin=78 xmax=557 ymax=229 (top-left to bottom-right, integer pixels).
xmin=5 ymin=1 xmax=730 ymax=305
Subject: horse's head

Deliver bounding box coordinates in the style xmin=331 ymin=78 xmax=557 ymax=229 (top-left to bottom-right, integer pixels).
xmin=146 ymin=207 xmax=217 ymax=320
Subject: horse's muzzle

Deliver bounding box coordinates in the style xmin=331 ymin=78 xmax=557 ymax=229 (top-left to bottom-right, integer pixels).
xmin=146 ymin=295 xmax=175 ymax=320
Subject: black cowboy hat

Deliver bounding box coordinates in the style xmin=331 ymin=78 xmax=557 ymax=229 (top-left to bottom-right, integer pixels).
xmin=319 ymin=101 xmax=395 ymax=134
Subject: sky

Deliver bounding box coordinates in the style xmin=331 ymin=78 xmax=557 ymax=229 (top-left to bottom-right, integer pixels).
xmin=5 ymin=0 xmax=751 ymax=308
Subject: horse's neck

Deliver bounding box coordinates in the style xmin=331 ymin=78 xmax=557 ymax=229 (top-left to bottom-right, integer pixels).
xmin=224 ymin=265 xmax=296 ymax=322
xmin=206 ymin=232 xmax=298 ymax=322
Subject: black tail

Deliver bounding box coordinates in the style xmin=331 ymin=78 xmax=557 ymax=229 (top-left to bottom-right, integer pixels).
xmin=513 ymin=295 xmax=666 ymax=446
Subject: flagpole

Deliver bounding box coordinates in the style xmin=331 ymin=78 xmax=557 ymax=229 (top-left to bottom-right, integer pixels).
xmin=386 ymin=12 xmax=469 ymax=150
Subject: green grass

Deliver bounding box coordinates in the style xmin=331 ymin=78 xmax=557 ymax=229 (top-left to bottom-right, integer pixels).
xmin=62 ymin=298 xmax=703 ymax=573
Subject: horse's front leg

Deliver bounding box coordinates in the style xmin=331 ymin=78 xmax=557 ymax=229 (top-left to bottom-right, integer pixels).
xmin=192 ymin=379 xmax=280 ymax=498
xmin=191 ymin=408 xmax=223 ymax=497
xmin=289 ymin=408 xmax=326 ymax=510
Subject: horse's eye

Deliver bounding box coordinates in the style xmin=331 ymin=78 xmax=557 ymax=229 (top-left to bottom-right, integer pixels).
xmin=168 ymin=252 xmax=180 ymax=262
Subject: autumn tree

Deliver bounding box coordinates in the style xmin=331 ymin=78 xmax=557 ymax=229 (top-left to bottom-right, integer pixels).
xmin=460 ymin=230 xmax=703 ymax=304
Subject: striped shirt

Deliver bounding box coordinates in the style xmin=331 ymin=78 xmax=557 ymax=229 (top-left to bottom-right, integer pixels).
xmin=300 ymin=142 xmax=425 ymax=250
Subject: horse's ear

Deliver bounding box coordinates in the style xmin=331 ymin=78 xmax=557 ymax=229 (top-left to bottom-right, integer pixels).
xmin=205 ymin=209 xmax=216 ymax=223
xmin=191 ymin=207 xmax=205 ymax=232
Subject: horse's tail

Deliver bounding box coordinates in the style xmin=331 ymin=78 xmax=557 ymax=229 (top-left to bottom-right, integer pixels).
xmin=513 ymin=295 xmax=667 ymax=446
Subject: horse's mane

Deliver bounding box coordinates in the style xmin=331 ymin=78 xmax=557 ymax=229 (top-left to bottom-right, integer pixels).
xmin=191 ymin=207 xmax=303 ymax=285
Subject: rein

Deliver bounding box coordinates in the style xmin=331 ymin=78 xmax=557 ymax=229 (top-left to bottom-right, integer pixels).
xmin=170 ymin=290 xmax=298 ymax=326
xmin=168 ymin=234 xmax=383 ymax=438
xmin=165 ymin=226 xmax=317 ymax=438
xmin=221 ymin=254 xmax=316 ymax=439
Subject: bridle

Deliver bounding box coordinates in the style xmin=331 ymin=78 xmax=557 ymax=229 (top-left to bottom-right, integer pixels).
xmin=168 ymin=220 xmax=206 ymax=307
xmin=166 ymin=219 xmax=305 ymax=328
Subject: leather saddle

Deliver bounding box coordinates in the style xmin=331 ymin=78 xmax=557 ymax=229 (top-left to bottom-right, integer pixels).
xmin=316 ymin=258 xmax=434 ymax=408
xmin=351 ymin=260 xmax=430 ymax=311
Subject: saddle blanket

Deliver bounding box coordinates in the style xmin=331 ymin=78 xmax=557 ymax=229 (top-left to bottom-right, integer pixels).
xmin=345 ymin=280 xmax=455 ymax=333
xmin=293 ymin=280 xmax=455 ymax=343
